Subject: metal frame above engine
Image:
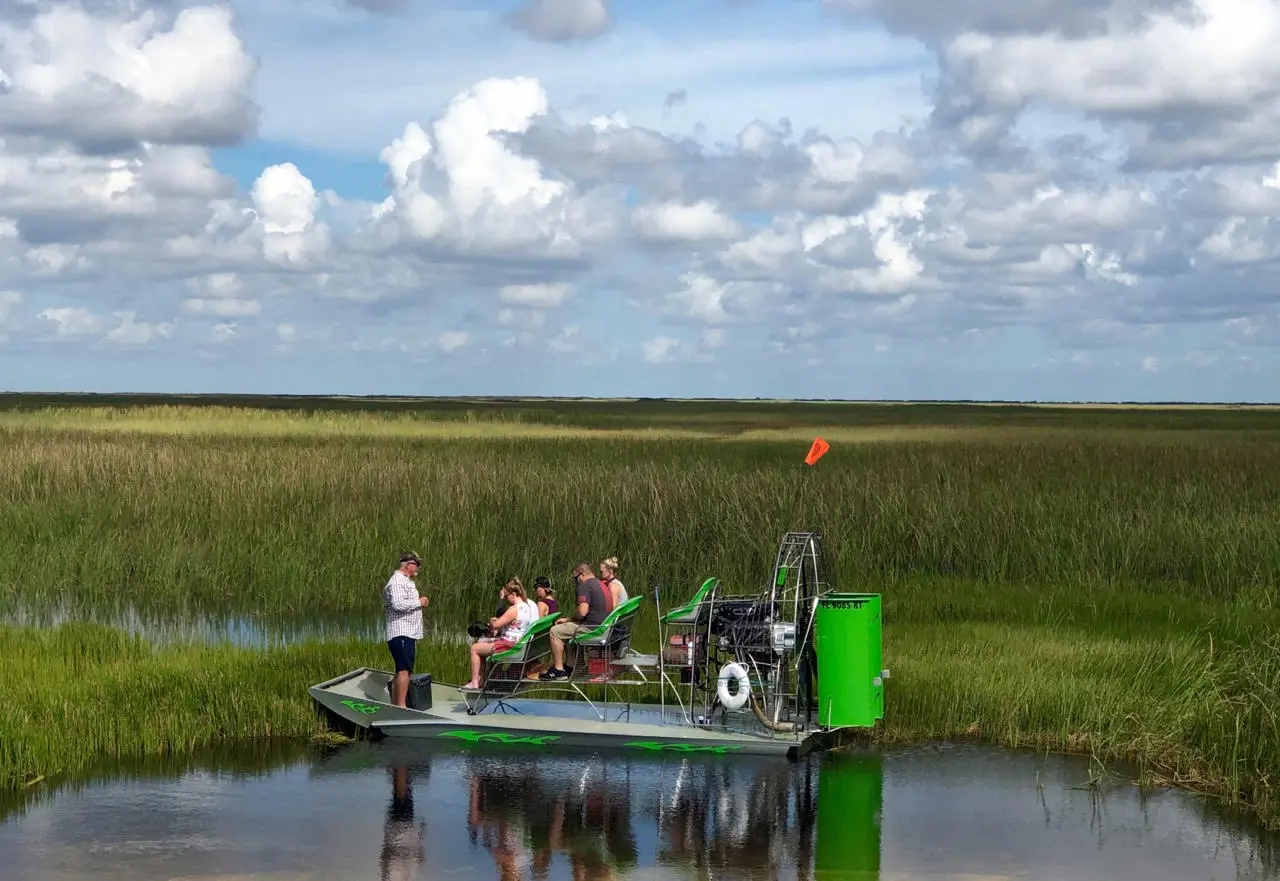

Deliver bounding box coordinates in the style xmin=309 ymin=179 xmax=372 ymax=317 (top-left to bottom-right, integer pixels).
xmin=655 ymin=531 xmax=834 ymax=738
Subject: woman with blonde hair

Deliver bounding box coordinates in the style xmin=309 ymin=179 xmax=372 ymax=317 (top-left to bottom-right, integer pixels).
xmin=600 ymin=557 xmax=627 ymax=608
xmin=462 ymin=577 xmax=539 ymax=690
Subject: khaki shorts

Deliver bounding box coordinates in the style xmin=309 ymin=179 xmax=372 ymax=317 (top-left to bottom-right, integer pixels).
xmin=551 ymin=621 xmax=593 ymax=641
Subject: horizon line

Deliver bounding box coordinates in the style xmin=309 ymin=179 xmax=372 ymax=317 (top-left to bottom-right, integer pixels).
xmin=0 ymin=391 xmax=1277 ymax=408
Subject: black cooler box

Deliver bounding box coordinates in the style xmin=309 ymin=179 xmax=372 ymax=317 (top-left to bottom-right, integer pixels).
xmin=386 ymin=673 xmax=433 ymax=709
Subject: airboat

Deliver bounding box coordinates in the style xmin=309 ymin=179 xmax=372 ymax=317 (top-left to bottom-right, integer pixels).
xmin=309 ymin=532 xmax=888 ymax=758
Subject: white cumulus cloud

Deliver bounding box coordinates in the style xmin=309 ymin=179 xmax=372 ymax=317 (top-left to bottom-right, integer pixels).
xmin=251 ymin=162 xmax=328 ymax=264
xmin=0 ymin=0 xmax=1278 ymax=397
xmin=631 ymin=200 xmax=741 ymax=243
xmin=0 ymin=4 xmax=257 ymax=152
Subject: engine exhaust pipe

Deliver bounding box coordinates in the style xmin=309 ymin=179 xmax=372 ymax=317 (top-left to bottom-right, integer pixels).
xmin=749 ymin=693 xmax=798 ymax=732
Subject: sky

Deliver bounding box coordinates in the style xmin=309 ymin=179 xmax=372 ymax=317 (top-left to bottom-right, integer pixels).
xmin=0 ymin=0 xmax=1278 ymax=401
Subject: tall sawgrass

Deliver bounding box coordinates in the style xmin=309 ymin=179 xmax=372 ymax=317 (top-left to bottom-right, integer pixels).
xmin=2 ymin=400 xmax=1279 ymax=831
xmin=2 ymin=418 xmax=1280 ymax=628
xmin=6 ymin=395 xmax=1280 ymax=433
xmin=1 ymin=617 xmax=1276 ymax=832
xmin=877 ymin=622 xmax=1280 ymax=829
xmin=0 ymin=622 xmax=470 ymax=790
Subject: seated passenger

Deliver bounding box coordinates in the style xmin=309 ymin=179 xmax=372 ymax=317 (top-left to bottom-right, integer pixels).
xmin=462 ymin=578 xmax=540 ymax=690
xmin=600 ymin=556 xmax=628 ymax=608
xmin=533 ymin=576 xmax=559 ymax=617
xmin=466 ymin=581 xmax=510 ymax=639
xmin=542 ymin=563 xmax=611 ymax=681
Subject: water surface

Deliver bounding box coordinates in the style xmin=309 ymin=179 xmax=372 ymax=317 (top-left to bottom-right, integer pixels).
xmin=1 ymin=603 xmax=402 ymax=647
xmin=2 ymin=741 xmax=1275 ymax=880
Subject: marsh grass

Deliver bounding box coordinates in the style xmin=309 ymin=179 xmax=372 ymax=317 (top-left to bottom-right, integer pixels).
xmin=6 ymin=393 xmax=1280 ymax=432
xmin=0 ymin=622 xmax=471 ymax=790
xmin=2 ymin=398 xmax=1280 ymax=831
xmin=7 ymin=402 xmax=1264 ymax=444
xmin=3 ymin=413 xmax=1280 ymax=625
xmin=874 ymin=622 xmax=1280 ymax=829
xmin=2 ymin=617 xmax=1276 ymax=832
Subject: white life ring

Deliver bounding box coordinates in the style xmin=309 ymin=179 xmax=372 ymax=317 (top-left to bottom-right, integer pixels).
xmin=717 ymin=662 xmax=750 ymax=710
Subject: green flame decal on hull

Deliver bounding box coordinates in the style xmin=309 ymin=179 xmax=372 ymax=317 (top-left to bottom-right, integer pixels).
xmin=340 ymin=699 xmax=381 ymax=715
xmin=437 ymin=730 xmax=561 ymax=746
xmin=624 ymin=741 xmax=745 ymax=754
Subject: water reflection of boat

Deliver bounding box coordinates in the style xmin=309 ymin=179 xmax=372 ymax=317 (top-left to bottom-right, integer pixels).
xmin=313 ymin=737 xmax=883 ymax=880
xmin=465 ymin=754 xmax=639 ymax=881
xmin=457 ymin=750 xmax=882 ymax=881
xmin=651 ymin=753 xmax=882 ymax=880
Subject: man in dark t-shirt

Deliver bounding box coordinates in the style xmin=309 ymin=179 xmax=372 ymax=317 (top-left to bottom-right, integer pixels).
xmin=544 ymin=562 xmax=609 ymax=679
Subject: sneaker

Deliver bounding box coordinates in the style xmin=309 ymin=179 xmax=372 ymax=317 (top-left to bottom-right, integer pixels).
xmin=542 ymin=667 xmax=569 ymax=680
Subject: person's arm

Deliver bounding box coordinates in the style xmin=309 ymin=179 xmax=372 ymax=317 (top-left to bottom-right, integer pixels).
xmin=559 ymin=590 xmax=589 ymax=623
xmin=489 ymin=606 xmax=517 ymax=629
xmin=538 ymin=600 xmax=549 ymax=617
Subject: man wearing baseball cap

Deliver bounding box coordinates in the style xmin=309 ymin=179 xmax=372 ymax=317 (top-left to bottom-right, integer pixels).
xmin=384 ymin=551 xmax=430 ymax=708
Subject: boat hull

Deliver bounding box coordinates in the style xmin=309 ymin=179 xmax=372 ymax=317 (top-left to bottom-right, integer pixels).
xmin=309 ymin=667 xmax=844 ymax=758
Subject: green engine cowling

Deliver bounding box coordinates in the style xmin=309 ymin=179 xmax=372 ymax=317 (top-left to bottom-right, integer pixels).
xmin=814 ymin=592 xmax=884 ymax=729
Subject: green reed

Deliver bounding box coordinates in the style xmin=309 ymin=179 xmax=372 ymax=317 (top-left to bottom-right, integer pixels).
xmin=1 ymin=400 xmax=1279 ymax=830
xmin=2 ymin=417 xmax=1280 ymax=629
xmin=1 ymin=615 xmax=1275 ymax=832
xmin=0 ymin=622 xmax=470 ymax=790
xmin=876 ymin=621 xmax=1280 ymax=830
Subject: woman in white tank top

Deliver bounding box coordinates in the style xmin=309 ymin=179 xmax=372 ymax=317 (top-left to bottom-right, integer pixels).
xmin=600 ymin=556 xmax=628 ymax=608
xmin=463 ymin=578 xmax=538 ymax=690
xmin=503 ymin=595 xmax=540 ymax=642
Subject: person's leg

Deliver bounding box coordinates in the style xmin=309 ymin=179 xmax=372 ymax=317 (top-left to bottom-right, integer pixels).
xmin=562 ymin=624 xmax=586 ymax=673
xmin=388 ymin=637 xmax=413 ymax=707
xmin=465 ymin=639 xmax=496 ymax=688
xmin=386 ymin=638 xmax=399 ymax=706
xmin=466 ymin=643 xmax=480 ymax=688
xmin=548 ymin=622 xmax=575 ymax=676
xmin=403 ymin=637 xmax=418 ymax=706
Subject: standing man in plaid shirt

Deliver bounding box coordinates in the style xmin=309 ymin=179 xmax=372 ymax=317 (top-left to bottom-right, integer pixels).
xmin=385 ymin=551 xmax=430 ymax=708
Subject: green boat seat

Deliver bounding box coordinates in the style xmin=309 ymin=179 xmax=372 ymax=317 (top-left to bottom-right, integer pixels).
xmin=488 ymin=611 xmax=559 ymax=665
xmin=570 ymin=595 xmax=644 ymax=648
xmin=660 ymin=576 xmax=718 ymax=625
xmin=566 ymin=594 xmax=646 ymax=669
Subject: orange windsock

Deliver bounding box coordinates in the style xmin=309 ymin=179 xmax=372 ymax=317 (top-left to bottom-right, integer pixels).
xmin=804 ymin=437 xmax=830 ymax=466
